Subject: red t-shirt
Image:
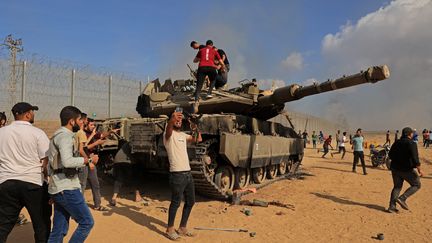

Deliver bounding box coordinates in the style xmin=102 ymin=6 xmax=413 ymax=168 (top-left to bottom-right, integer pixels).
xmin=196 ymin=46 xmax=221 ymax=68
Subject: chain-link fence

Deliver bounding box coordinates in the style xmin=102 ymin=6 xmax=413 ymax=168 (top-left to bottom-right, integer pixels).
xmin=0 ymin=52 xmax=143 ymax=120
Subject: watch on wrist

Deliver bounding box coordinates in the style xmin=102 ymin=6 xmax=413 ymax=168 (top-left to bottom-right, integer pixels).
xmin=87 ymin=158 xmax=93 ymax=165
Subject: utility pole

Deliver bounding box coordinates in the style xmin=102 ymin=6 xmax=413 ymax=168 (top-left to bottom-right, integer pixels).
xmin=1 ymin=34 xmax=24 ymax=107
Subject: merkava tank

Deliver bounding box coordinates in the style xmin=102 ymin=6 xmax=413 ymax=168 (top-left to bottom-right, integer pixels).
xmin=101 ymin=65 xmax=390 ymax=200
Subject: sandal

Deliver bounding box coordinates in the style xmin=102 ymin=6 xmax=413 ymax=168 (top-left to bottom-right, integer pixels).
xmin=94 ymin=206 xmax=109 ymax=211
xmin=177 ymin=229 xmax=196 ymax=237
xmin=166 ymin=231 xmax=181 ymax=241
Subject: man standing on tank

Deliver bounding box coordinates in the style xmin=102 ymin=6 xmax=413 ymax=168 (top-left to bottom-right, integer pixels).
xmin=163 ymin=110 xmax=202 ymax=240
xmin=193 ymin=40 xmax=225 ymax=101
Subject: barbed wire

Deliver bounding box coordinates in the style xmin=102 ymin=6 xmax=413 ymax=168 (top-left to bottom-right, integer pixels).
xmin=0 ymin=50 xmax=143 ymax=120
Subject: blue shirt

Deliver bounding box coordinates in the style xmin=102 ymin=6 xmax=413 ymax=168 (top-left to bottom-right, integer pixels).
xmin=352 ymin=136 xmax=364 ymax=151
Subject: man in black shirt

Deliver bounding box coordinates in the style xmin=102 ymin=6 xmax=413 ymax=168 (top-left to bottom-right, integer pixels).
xmin=387 ymin=127 xmax=423 ymax=213
xmin=214 ymin=47 xmax=230 ymax=88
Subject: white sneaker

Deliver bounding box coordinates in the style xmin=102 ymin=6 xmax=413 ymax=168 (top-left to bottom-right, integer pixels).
xmin=206 ymin=94 xmax=213 ymax=99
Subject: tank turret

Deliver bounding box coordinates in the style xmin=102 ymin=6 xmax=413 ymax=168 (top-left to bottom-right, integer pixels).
xmin=137 ymin=65 xmax=390 ymax=120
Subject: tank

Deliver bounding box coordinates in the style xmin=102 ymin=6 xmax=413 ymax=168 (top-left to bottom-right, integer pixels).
xmin=100 ymin=65 xmax=390 ymax=200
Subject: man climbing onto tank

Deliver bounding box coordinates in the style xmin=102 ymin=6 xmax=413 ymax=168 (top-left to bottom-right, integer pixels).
xmin=213 ymin=46 xmax=230 ymax=89
xmin=163 ymin=109 xmax=202 ymax=240
xmin=193 ymin=40 xmax=225 ymax=102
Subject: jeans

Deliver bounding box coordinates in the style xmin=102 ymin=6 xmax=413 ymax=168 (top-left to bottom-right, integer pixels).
xmin=194 ymin=66 xmax=217 ymax=100
xmin=79 ymin=166 xmax=102 ymax=208
xmin=353 ymin=151 xmax=367 ymax=174
xmin=0 ymin=180 xmax=51 ymax=243
xmin=168 ymin=172 xmax=195 ymax=228
xmin=48 ymin=189 xmax=94 ymax=243
xmin=389 ymin=169 xmax=421 ymax=209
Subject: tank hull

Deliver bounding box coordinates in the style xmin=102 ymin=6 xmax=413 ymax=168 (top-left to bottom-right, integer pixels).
xmin=105 ymin=114 xmax=303 ymax=199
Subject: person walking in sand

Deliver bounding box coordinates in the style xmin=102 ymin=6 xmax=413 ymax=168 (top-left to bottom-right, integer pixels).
xmin=163 ymin=109 xmax=202 ymax=240
xmin=311 ymin=131 xmax=318 ymax=149
xmin=384 ymin=130 xmax=391 ymax=146
xmin=331 ymin=131 xmax=347 ymax=159
xmin=319 ymin=135 xmax=333 ymax=158
xmin=352 ymin=128 xmax=367 ymax=175
xmin=387 ymin=127 xmax=423 ymax=213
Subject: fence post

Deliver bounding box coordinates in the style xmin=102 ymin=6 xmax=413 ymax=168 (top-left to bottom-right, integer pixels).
xmin=21 ymin=61 xmax=26 ymax=102
xmin=108 ymin=75 xmax=112 ymax=118
xmin=71 ymin=69 xmax=75 ymax=106
xmin=139 ymin=81 xmax=142 ymax=95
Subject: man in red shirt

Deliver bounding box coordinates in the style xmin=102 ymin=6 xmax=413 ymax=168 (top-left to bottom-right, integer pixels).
xmin=193 ymin=40 xmax=225 ymax=101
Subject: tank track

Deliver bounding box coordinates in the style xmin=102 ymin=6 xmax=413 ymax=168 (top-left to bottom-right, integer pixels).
xmin=189 ymin=139 xmax=302 ymax=201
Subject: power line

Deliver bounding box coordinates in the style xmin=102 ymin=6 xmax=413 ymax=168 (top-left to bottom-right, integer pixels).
xmin=1 ymin=34 xmax=24 ymax=107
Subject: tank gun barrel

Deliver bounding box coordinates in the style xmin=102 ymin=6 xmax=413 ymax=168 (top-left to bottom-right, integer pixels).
xmin=258 ymin=65 xmax=390 ymax=107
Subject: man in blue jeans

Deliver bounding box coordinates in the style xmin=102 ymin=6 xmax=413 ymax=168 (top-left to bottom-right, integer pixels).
xmin=47 ymin=106 xmax=99 ymax=243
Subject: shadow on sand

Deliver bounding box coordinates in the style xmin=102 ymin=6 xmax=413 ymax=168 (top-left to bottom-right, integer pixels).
xmin=311 ymin=192 xmax=387 ymax=212
xmin=103 ymin=201 xmax=167 ymax=237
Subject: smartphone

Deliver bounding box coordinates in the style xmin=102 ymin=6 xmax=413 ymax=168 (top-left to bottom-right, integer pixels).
xmin=175 ymin=107 xmax=183 ymax=113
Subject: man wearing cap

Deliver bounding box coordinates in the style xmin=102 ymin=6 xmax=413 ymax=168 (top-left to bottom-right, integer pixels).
xmin=352 ymin=128 xmax=367 ymax=175
xmin=387 ymin=127 xmax=423 ymax=213
xmin=0 ymin=102 xmax=51 ymax=242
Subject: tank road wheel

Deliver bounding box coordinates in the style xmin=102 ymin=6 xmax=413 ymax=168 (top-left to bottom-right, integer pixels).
xmin=266 ymin=165 xmax=278 ymax=179
xmin=278 ymin=160 xmax=287 ymax=175
xmin=214 ymin=165 xmax=235 ymax=193
xmin=252 ymin=167 xmax=267 ymax=184
xmin=234 ymin=168 xmax=250 ymax=189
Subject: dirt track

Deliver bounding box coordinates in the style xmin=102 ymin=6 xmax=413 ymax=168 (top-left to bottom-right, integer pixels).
xmin=8 ymin=133 xmax=432 ymax=242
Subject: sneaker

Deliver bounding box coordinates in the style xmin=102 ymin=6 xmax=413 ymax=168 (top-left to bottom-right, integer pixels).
xmin=397 ymin=198 xmax=409 ymax=210
xmin=386 ymin=207 xmax=399 ymax=213
xmin=363 ymin=172 xmax=368 ymax=175
xmin=206 ymin=94 xmax=213 ymax=99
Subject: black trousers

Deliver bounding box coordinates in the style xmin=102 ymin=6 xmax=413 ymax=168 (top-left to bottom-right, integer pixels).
xmin=353 ymin=151 xmax=367 ymax=174
xmin=0 ymin=180 xmax=51 ymax=243
xmin=168 ymin=172 xmax=195 ymax=228
xmin=194 ymin=66 xmax=217 ymax=100
xmin=389 ymin=169 xmax=421 ymax=208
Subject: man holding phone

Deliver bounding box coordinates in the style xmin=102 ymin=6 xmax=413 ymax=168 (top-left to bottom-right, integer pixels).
xmin=163 ymin=108 xmax=202 ymax=240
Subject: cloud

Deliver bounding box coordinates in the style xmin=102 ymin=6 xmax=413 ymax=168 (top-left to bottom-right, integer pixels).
xmin=317 ymin=0 xmax=432 ymax=130
xmin=281 ymin=52 xmax=304 ymax=71
xmin=257 ymin=79 xmax=286 ymax=90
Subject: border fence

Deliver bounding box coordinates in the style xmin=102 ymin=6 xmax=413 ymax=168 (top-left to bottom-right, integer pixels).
xmin=0 ymin=52 xmax=143 ymax=120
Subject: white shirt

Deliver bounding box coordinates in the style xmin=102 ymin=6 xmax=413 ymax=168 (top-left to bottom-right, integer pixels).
xmin=0 ymin=121 xmax=50 ymax=186
xmin=339 ymin=136 xmax=347 ymax=147
xmin=163 ymin=130 xmax=191 ymax=172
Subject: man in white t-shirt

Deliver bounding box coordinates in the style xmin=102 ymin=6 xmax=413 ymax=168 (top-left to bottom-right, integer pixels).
xmin=331 ymin=131 xmax=347 ymax=159
xmin=0 ymin=102 xmax=51 ymax=242
xmin=163 ymin=110 xmax=202 ymax=240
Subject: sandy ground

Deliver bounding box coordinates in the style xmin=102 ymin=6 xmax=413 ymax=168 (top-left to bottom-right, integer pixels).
xmin=7 ymin=133 xmax=432 ymax=243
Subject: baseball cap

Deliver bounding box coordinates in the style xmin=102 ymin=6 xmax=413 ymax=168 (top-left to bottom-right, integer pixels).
xmin=11 ymin=102 xmax=39 ymax=115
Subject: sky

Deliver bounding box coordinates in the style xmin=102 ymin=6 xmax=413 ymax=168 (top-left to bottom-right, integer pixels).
xmin=1 ymin=0 xmax=431 ymax=130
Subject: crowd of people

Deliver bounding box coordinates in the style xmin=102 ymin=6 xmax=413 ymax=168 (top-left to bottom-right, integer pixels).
xmin=0 ymin=100 xmax=202 ymax=242
xmin=304 ymin=127 xmax=423 ymax=213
